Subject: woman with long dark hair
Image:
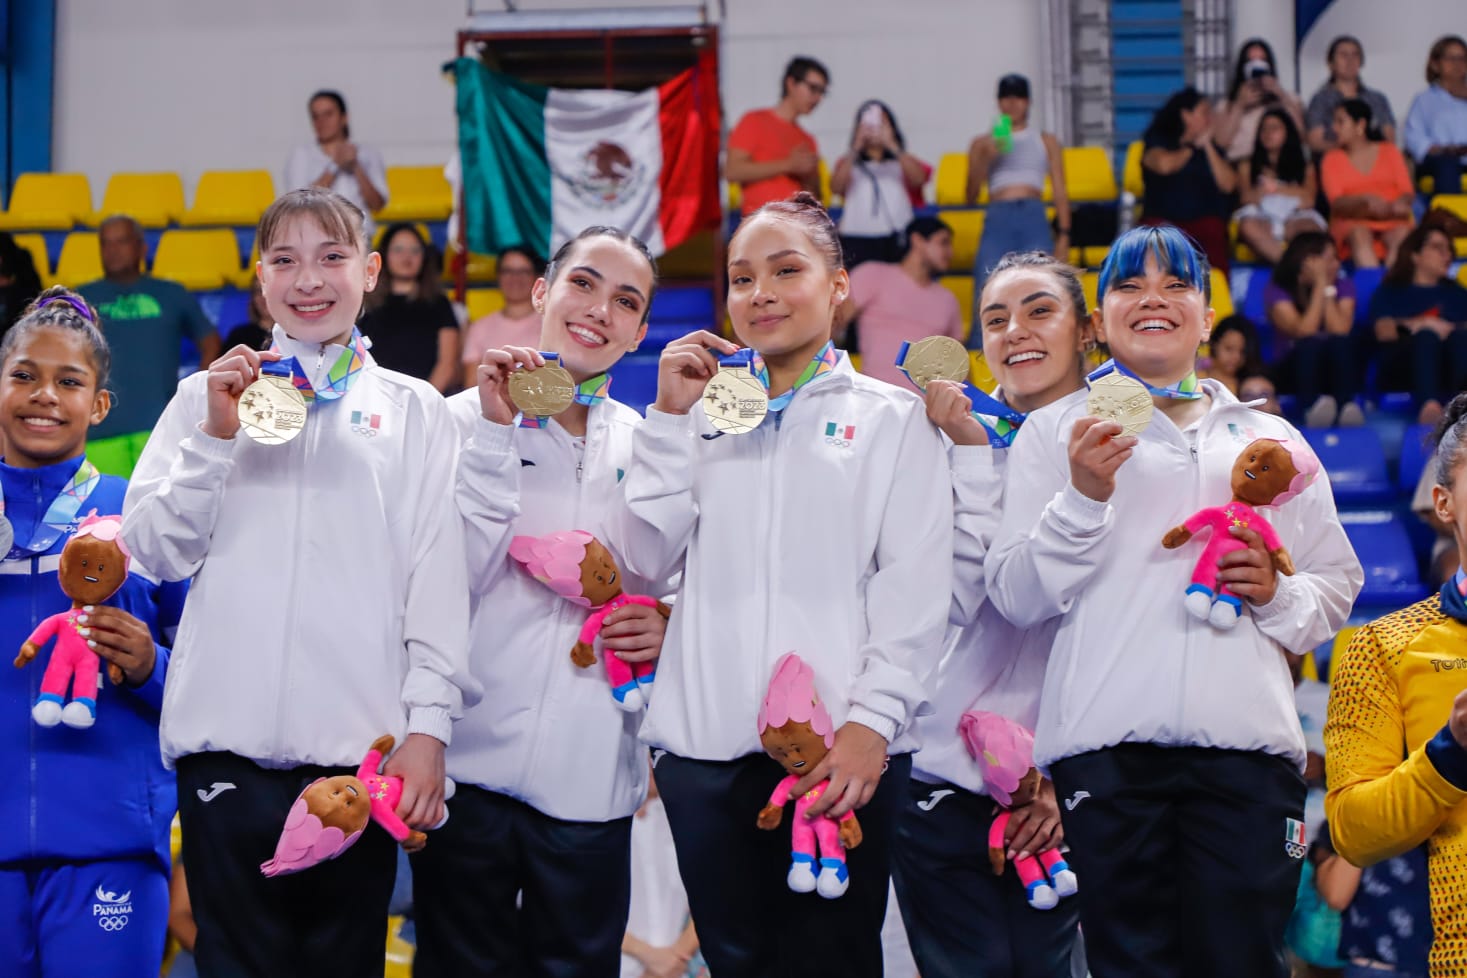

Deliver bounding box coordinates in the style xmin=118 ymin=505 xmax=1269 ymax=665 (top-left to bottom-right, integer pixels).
xmin=1235 ymin=108 xmax=1325 ymax=264
xmin=1266 ymin=231 xmax=1360 ymax=427
xmin=1140 ymin=87 xmax=1237 ymax=272
xmin=359 ymin=223 xmax=460 ymax=392
xmin=831 ymin=100 xmax=930 ymax=269
xmin=1321 ymin=99 xmax=1414 ymax=269
xmin=1214 ymin=38 xmax=1308 ymax=163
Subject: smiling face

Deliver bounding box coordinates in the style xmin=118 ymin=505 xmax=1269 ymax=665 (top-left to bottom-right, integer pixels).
xmin=0 ymin=326 xmax=110 ymax=468
xmin=1096 ymin=251 xmax=1213 ymax=387
xmin=58 ymin=533 xmax=129 ymax=605
xmin=258 ymin=214 xmax=380 ymax=346
xmin=534 ymin=236 xmax=650 ymax=381
xmin=577 ymin=538 xmax=624 ymax=606
xmin=979 ymin=266 xmax=1090 ymax=413
xmin=760 ymin=719 xmax=831 ymax=777
xmin=1232 ymin=440 xmax=1300 ymax=507
xmin=727 ymin=213 xmax=847 ymax=361
xmin=303 ymin=775 xmax=371 ymax=833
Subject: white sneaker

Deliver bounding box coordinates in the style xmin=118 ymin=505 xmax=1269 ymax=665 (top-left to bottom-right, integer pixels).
xmin=1338 ymin=401 xmax=1366 ymax=427
xmin=60 ymin=700 xmax=96 ymax=729
xmin=1051 ymin=867 xmax=1079 ymax=898
xmin=816 ymin=860 xmax=850 ymax=899
xmin=1304 ymin=395 xmax=1338 ymax=429
xmin=32 ymin=699 xmax=62 ymax=727
xmin=611 ymin=685 xmax=645 ymax=712
xmin=1027 ymin=882 xmax=1059 ymax=910
xmin=787 ymin=857 xmax=817 ymax=893
xmin=1208 ymin=599 xmax=1242 ymax=629
xmin=1183 ymin=588 xmax=1213 ymax=621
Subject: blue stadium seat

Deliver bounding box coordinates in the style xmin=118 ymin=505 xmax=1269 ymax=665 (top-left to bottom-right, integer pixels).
xmin=1351 ymin=266 xmax=1384 ymax=328
xmin=1398 ymin=423 xmax=1435 ymax=496
xmin=649 ymin=285 xmax=715 ymax=325
xmin=1341 ymin=512 xmax=1429 ymax=609
xmin=610 ymin=355 xmax=661 ymax=415
xmin=1305 ymin=427 xmax=1393 ymax=507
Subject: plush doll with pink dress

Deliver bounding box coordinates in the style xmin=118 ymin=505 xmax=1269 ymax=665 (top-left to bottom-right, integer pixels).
xmin=959 ymin=710 xmax=1078 ymax=910
xmin=1161 ymin=437 xmax=1319 ymax=629
xmin=756 ymin=653 xmax=862 ymax=900
xmin=14 ymin=512 xmax=132 ymax=730
xmin=508 ymin=530 xmax=670 ymax=712
xmin=260 ymin=734 xmax=453 ymax=876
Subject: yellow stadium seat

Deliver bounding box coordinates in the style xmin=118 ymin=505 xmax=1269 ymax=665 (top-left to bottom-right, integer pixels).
xmin=848 ymin=352 xmax=862 ymax=372
xmin=935 ymin=153 xmax=971 ymax=207
xmin=970 ymin=350 xmax=997 ymax=392
xmin=182 ymin=170 xmax=276 ymax=227
xmin=0 ymin=173 xmax=93 ymax=230
xmin=1080 ymin=245 xmax=1109 ymax=268
xmin=152 ymin=229 xmax=242 ymax=291
xmin=727 ymin=180 xmax=741 ymax=212
xmin=1209 ymin=268 xmax=1234 ymax=319
xmin=13 ymin=233 xmax=52 ymax=286
xmin=939 ymin=275 xmax=975 ymax=336
xmin=942 ymin=210 xmax=986 ymax=272
xmin=375 ymin=165 xmax=453 ymax=222
xmin=1458 ymin=264 xmax=1467 ymax=289
xmin=444 ymin=242 xmax=497 ymax=284
xmin=232 ymin=240 xmax=260 ymax=289
xmin=385 ymin=915 xmax=414 ymax=977
xmin=55 ymin=232 xmax=105 ymax=288
xmin=1430 ymin=195 xmax=1467 ymax=257
xmin=818 ymin=158 xmax=832 ymax=209
xmin=1080 ymin=270 xmax=1100 ymax=312
xmin=1063 ymin=146 xmax=1118 ymax=203
xmin=466 ymin=287 xmax=505 ymax=322
xmin=1123 ymin=141 xmax=1145 ymax=199
xmin=96 ymin=172 xmax=185 ymax=228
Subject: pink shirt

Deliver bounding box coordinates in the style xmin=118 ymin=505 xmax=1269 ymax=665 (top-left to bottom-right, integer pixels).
xmin=462 ymin=309 xmax=542 ymax=364
xmin=848 ymin=262 xmax=964 ymax=387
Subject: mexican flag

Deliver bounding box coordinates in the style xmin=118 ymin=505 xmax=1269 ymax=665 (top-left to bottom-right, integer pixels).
xmin=455 ymin=52 xmax=721 ymax=259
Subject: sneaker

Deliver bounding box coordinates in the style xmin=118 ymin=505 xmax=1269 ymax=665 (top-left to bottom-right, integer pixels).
xmin=60 ymin=698 xmax=96 ymax=730
xmin=1025 ymin=880 xmax=1059 ymax=910
xmin=1050 ymin=865 xmax=1079 ymax=898
xmin=1209 ymin=594 xmax=1243 ymax=629
xmin=610 ymin=682 xmax=645 ymax=712
xmin=31 ymin=695 xmax=63 ymax=727
xmin=816 ymin=858 xmax=850 ymax=899
xmin=1183 ymin=585 xmax=1214 ymax=621
xmin=1338 ymin=401 xmax=1365 ymax=427
xmin=1304 ymin=395 xmax=1338 ymax=429
xmin=787 ymin=853 xmax=817 ymax=893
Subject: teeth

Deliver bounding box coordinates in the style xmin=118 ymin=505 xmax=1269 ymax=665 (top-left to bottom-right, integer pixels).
xmin=23 ymin=418 xmax=61 ymax=426
xmin=567 ymin=325 xmax=606 ymax=346
xmin=1007 ymin=351 xmax=1045 ymax=365
xmin=295 ymin=302 xmax=330 ymax=313
xmin=1135 ymin=319 xmax=1173 ymax=331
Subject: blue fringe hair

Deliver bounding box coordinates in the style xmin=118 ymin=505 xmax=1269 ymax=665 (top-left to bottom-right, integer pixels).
xmin=1097 ymin=225 xmax=1211 ymax=304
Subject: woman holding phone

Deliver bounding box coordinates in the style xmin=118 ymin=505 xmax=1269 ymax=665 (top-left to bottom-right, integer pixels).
xmin=831 ymin=100 xmax=931 ymax=269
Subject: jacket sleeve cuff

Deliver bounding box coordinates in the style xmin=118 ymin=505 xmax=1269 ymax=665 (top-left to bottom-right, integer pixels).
xmin=123 ymin=644 xmax=169 ymax=714
xmin=1053 ymin=482 xmax=1112 ymax=530
xmin=407 ymin=706 xmax=454 ymax=746
xmin=1250 ymin=568 xmax=1301 ymax=624
xmin=643 ymin=406 xmax=695 ymax=436
xmin=846 ymin=706 xmax=899 ymax=745
xmin=469 ymin=414 xmax=517 ymax=454
xmin=950 ymin=443 xmax=996 ymax=474
xmin=1426 ymin=725 xmax=1467 ymax=791
xmin=186 ymin=424 xmax=241 ymax=461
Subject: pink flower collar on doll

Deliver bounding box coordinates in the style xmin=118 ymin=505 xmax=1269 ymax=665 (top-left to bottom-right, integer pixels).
xmin=1161 ymin=438 xmax=1319 ymax=629
xmin=959 ymin=710 xmax=1078 ymax=910
xmin=756 ymin=653 xmax=862 ymax=900
xmin=508 ymin=530 xmax=670 ymax=712
xmin=14 ymin=512 xmax=132 ymax=730
xmin=260 ymin=735 xmax=454 ymax=877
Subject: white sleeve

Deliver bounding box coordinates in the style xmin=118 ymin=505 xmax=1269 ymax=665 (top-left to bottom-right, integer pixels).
xmin=121 ymin=379 xmax=236 ymax=583
xmin=284 ymin=144 xmax=317 ymax=192
xmin=452 ymin=406 xmax=522 ymax=598
xmin=609 ymin=407 xmax=699 ymax=586
xmin=360 ymin=145 xmax=390 ymax=206
xmin=986 ymin=418 xmax=1117 ymax=628
xmin=845 ymin=403 xmax=955 ymax=743
xmin=1250 ymin=469 xmax=1364 ymax=653
xmin=949 ymin=443 xmax=1002 ymax=627
xmin=401 ymin=395 xmax=481 ymax=743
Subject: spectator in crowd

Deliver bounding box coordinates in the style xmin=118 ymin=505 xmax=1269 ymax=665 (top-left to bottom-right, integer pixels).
xmin=1198 ymin=314 xmax=1265 ymax=397
xmin=460 ymin=245 xmax=544 ymax=389
xmin=217 ymin=278 xmax=273 ymax=355
xmin=1315 ymin=830 xmax=1432 ymax=978
xmin=359 ymin=223 xmax=460 ymax=393
xmin=1321 ymin=99 xmax=1414 ymax=270
xmin=1325 ymin=393 xmax=1467 ymax=974
xmin=1305 ymin=35 xmax=1398 ymax=155
xmin=1141 ymin=87 xmax=1237 ymax=272
xmin=77 ymin=216 xmax=219 ymax=477
xmin=1266 ymin=231 xmax=1360 ymax=428
xmin=1235 ymin=108 xmax=1325 ymax=265
xmin=965 ymin=73 xmax=1071 ymax=302
xmin=0 ymin=232 xmax=42 ymax=339
xmin=725 ymin=56 xmax=827 ymax=215
xmin=1214 ymin=39 xmax=1308 ymax=163
xmin=622 ymin=770 xmax=706 ymax=978
xmin=284 ymin=90 xmax=388 ymax=232
xmin=1403 ymin=35 xmax=1467 ymax=198
xmin=838 ymin=215 xmax=963 ymax=385
xmin=1367 ymin=222 xmax=1467 ymax=425
xmin=1241 ymin=370 xmax=1284 ymax=415
xmin=831 ymin=100 xmax=930 ymax=269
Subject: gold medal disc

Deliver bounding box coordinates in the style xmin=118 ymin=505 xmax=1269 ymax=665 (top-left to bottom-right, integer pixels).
xmin=1085 ymin=373 xmax=1153 ymax=437
xmin=238 ymin=375 xmax=308 ymax=446
xmin=508 ymin=362 xmax=577 ymax=417
xmin=901 ymin=336 xmax=971 ymax=390
xmin=702 ymin=366 xmax=769 ymax=435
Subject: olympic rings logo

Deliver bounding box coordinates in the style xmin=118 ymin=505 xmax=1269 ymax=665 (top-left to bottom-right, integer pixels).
xmin=98 ymin=914 xmax=130 ymax=931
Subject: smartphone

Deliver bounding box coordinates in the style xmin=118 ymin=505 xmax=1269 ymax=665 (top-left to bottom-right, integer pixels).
xmin=1245 ymin=60 xmax=1272 ymax=80
xmin=860 ymin=104 xmax=883 ymax=132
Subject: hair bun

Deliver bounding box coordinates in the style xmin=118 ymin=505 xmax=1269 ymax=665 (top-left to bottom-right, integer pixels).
xmin=1436 ymin=392 xmax=1467 ymax=448
xmin=786 ymin=190 xmax=825 ymax=211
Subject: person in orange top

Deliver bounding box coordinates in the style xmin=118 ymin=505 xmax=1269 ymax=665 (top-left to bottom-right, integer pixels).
xmin=1324 ymin=390 xmax=1467 ymax=976
xmin=726 ymin=56 xmax=827 ymax=214
xmin=1320 ymin=98 xmax=1415 ymax=268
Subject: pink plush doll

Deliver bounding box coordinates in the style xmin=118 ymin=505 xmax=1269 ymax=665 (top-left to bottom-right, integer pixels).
xmin=756 ymin=653 xmax=862 ymax=900
xmin=1162 ymin=437 xmax=1319 ymax=629
xmin=959 ymin=710 xmax=1078 ymax=910
xmin=14 ymin=512 xmax=132 ymax=730
xmin=508 ymin=530 xmax=670 ymax=712
xmin=261 ymin=735 xmax=453 ymax=876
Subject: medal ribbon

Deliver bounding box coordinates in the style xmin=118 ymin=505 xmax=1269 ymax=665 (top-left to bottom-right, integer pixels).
xmin=752 ymin=341 xmax=838 ymax=414
xmin=893 ymin=341 xmax=1027 ymax=448
xmin=267 ymin=328 xmax=370 ymax=404
xmin=0 ymin=457 xmax=102 ymax=560
xmin=1087 ymin=358 xmax=1202 ymax=401
xmin=518 ymin=353 xmax=612 ymax=430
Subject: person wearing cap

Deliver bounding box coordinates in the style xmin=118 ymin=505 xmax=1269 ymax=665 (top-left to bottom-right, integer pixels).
xmin=964 ymin=74 xmax=1071 ymax=342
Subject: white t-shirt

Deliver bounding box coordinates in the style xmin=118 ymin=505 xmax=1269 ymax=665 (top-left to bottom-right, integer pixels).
xmin=621 ymin=796 xmax=690 ymax=978
xmin=284 ymin=141 xmax=389 ymax=233
xmin=838 ymin=157 xmax=913 ymax=238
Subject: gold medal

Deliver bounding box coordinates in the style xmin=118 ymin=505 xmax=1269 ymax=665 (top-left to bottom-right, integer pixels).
xmin=702 ymin=366 xmax=768 ymax=435
xmin=238 ymin=374 xmax=307 ymax=445
xmin=900 ymin=336 xmax=971 ymax=390
xmin=1085 ymin=372 xmax=1153 ymax=437
xmin=508 ymin=361 xmax=577 ymax=418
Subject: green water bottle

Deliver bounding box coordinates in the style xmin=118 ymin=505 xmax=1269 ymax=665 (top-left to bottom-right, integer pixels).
xmin=992 ymin=114 xmax=1013 ymax=154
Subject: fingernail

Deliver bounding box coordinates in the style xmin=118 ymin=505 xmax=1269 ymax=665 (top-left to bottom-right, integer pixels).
xmin=78 ymin=627 xmax=89 ymax=636
xmin=77 ymin=615 xmax=88 ymax=624
xmin=87 ymin=640 xmax=97 ymax=648
xmin=83 ymin=606 xmax=94 ymax=612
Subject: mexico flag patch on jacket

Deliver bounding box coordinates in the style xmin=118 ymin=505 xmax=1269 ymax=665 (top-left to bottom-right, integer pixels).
xmin=454 ymin=52 xmax=721 ymax=259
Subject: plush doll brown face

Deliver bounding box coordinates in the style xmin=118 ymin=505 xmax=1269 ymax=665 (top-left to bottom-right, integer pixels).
xmin=1231 ymin=439 xmax=1301 ymax=508
xmin=760 ymin=720 xmax=833 ymax=777
xmin=577 ymin=539 xmax=623 ymax=607
xmin=1007 ymin=767 xmax=1044 ymax=807
xmin=302 ymin=776 xmax=373 ymax=834
xmin=58 ymin=532 xmax=130 ymax=607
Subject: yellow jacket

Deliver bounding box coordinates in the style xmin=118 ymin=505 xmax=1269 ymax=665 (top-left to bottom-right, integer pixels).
xmin=1324 ymin=598 xmax=1467 ymax=974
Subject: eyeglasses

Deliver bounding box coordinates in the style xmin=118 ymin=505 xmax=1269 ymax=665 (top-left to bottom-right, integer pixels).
xmin=799 ymin=78 xmax=828 ymax=97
